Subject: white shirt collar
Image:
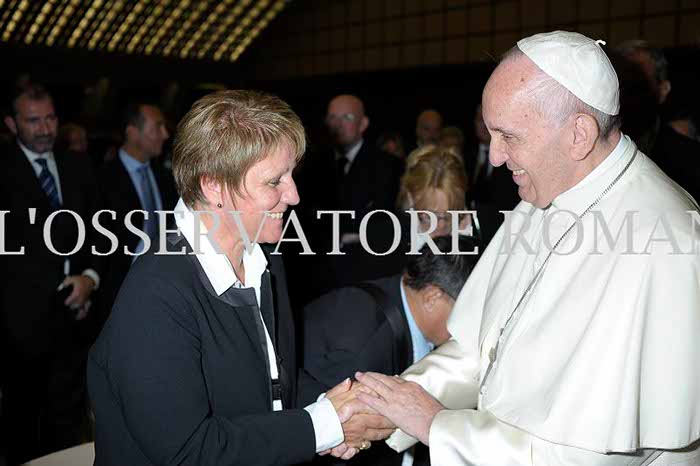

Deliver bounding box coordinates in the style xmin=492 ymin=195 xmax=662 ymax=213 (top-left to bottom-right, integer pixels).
xmin=119 ymin=148 xmax=150 ymax=172
xmin=551 ymin=133 xmax=634 ymax=212
xmin=174 ymin=198 xmax=268 ymax=297
xmin=18 ymin=139 xmax=54 ymax=161
xmin=336 ymin=139 xmax=364 ymax=164
xmin=399 ymin=277 xmax=434 ymax=362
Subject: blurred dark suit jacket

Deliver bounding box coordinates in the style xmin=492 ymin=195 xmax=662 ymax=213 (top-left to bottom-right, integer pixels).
xmin=96 ymin=156 xmax=177 ymax=325
xmin=0 ymin=141 xmax=104 ymax=360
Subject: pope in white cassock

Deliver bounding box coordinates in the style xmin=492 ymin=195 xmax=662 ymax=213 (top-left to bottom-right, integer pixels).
xmin=332 ymin=31 xmax=700 ymax=466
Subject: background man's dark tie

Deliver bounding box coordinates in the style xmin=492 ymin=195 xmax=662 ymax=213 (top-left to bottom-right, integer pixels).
xmin=34 ymin=158 xmax=61 ymax=209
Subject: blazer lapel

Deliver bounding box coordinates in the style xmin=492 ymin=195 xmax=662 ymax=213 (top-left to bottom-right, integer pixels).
xmin=54 ymin=152 xmax=78 ymax=209
xmin=168 ymin=233 xmax=268 ymax=366
xmin=8 ymin=143 xmax=52 ymax=209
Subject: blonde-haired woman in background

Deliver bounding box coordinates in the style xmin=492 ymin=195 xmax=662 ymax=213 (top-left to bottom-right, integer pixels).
xmin=398 ymin=145 xmax=476 ymax=242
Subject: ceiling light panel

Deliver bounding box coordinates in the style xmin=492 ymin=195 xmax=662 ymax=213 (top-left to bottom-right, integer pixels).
xmin=0 ymin=0 xmax=286 ymax=62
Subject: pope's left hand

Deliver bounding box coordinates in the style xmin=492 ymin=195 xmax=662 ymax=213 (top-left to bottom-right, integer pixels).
xmin=355 ymin=371 xmax=444 ymax=446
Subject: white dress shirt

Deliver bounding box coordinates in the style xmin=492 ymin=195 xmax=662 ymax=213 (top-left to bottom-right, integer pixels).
xmin=335 ymin=139 xmax=364 ymax=175
xmin=174 ymin=199 xmax=344 ymax=452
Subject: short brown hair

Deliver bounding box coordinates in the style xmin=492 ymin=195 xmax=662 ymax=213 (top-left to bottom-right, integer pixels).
xmin=398 ymin=146 xmax=467 ymax=211
xmin=172 ymin=90 xmax=306 ymax=207
xmin=7 ymin=82 xmax=52 ymax=117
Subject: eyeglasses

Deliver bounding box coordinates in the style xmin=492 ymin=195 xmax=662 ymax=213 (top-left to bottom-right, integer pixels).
xmin=417 ymin=211 xmax=451 ymax=225
xmin=325 ymin=113 xmax=357 ymax=124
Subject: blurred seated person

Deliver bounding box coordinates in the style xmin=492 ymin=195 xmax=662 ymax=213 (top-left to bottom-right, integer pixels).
xmin=439 ymin=126 xmax=465 ymax=158
xmin=299 ymin=236 xmax=480 ymax=466
xmin=88 ymin=90 xmax=390 ymax=466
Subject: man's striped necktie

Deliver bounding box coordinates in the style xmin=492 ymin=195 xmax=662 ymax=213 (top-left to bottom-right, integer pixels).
xmin=34 ymin=157 xmax=61 ymax=209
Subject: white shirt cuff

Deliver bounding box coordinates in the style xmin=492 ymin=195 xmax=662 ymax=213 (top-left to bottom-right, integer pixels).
xmin=81 ymin=268 xmax=100 ymax=290
xmin=304 ymin=397 xmax=344 ymax=452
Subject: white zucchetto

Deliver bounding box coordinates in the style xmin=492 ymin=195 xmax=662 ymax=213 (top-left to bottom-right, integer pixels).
xmin=517 ymin=30 xmax=620 ymax=115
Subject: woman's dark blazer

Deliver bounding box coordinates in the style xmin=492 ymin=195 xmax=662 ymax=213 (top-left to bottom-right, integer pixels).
xmin=87 ymin=232 xmax=316 ymax=466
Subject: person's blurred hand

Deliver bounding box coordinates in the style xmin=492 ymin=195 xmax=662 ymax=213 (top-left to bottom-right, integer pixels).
xmin=62 ymin=275 xmax=95 ymax=309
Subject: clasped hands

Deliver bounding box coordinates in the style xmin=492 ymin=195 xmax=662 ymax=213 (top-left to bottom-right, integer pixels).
xmin=322 ymin=371 xmax=445 ymax=460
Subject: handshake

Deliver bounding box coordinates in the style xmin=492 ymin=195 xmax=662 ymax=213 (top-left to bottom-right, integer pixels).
xmin=320 ymin=371 xmax=445 ymax=461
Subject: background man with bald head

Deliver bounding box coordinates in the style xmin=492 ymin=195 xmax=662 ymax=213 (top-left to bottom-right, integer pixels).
xmin=296 ymin=94 xmax=403 ymax=295
xmin=414 ymin=109 xmax=443 ymax=148
xmin=325 ymin=31 xmax=700 ymax=465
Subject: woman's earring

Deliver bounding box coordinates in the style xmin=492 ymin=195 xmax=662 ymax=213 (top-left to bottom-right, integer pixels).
xmin=217 ymin=202 xmax=223 ymax=208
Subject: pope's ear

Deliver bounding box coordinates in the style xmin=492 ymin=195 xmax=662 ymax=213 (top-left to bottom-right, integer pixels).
xmin=570 ymin=113 xmax=598 ymax=161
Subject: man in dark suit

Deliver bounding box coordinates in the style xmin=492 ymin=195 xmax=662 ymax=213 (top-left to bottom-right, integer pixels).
xmin=299 ymin=236 xmax=479 ymax=466
xmin=323 ymin=94 xmax=403 ymax=237
xmin=614 ymin=41 xmax=700 ymax=204
xmin=97 ymin=102 xmax=176 ymax=324
xmin=0 ymin=83 xmax=103 ymax=465
xmin=289 ymin=94 xmax=404 ymax=302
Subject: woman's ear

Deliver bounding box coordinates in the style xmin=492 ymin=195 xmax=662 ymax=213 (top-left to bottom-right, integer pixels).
xmin=199 ymin=177 xmax=224 ymax=207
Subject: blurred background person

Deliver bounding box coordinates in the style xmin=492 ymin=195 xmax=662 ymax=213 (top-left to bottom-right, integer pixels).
xmin=0 ymin=83 xmax=103 ymax=465
xmin=293 ymin=94 xmax=403 ymax=300
xmin=398 ymin=146 xmax=473 ymax=245
xmin=615 ymin=40 xmax=700 ymax=203
xmin=96 ymin=102 xmax=177 ymax=327
xmin=439 ymin=126 xmax=465 ymax=159
xmin=55 ymin=122 xmax=89 ymax=158
xmin=376 ymin=130 xmax=406 ymax=161
xmin=414 ymin=109 xmax=443 ymax=149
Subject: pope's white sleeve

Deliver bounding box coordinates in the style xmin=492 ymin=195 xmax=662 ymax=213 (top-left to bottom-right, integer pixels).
xmin=430 ymin=409 xmax=664 ymax=466
xmin=387 ymin=338 xmax=480 ymax=452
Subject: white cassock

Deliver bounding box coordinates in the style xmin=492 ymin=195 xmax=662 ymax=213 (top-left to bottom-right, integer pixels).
xmin=386 ymin=134 xmax=700 ymax=465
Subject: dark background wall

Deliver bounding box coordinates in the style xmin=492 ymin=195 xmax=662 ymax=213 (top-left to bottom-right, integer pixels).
xmin=1 ymin=0 xmax=698 ymax=148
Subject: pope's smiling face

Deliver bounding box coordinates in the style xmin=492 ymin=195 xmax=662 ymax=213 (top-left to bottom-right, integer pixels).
xmin=482 ymin=56 xmax=573 ymax=208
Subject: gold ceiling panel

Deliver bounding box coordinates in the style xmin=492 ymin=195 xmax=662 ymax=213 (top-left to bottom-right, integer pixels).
xmin=0 ymin=0 xmax=287 ymax=63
